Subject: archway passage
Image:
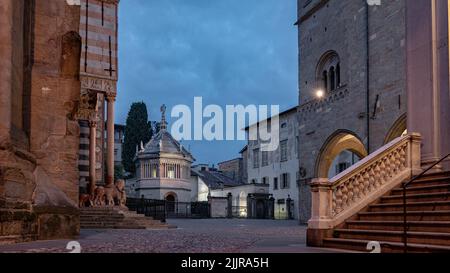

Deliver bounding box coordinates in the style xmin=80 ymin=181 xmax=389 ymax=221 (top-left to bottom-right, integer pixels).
xmin=316 ymin=131 xmax=368 ymax=178
xmin=384 ymin=114 xmax=407 ymax=144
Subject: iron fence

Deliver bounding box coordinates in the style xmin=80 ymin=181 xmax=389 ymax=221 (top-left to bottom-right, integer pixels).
xmin=127 ymin=198 xmax=210 ymax=221
xmin=126 ymin=198 xmax=166 ymax=222
xmin=166 ymin=201 xmax=210 ymax=219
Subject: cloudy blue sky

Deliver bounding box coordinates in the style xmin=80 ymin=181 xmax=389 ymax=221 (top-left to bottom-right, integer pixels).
xmin=116 ymin=0 xmax=298 ymax=165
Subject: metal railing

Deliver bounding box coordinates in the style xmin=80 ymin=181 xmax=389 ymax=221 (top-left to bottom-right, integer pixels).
xmin=402 ymin=153 xmax=450 ymax=253
xmin=127 ymin=198 xmax=166 ymax=222
xmin=166 ymin=201 xmax=210 ymax=219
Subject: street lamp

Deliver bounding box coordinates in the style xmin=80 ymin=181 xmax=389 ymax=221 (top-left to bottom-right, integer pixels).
xmin=315 ymin=89 xmax=325 ymax=99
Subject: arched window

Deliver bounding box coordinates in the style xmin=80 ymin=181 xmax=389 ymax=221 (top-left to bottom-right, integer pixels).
xmin=316 ymin=51 xmax=341 ymax=95
xmin=329 ymin=67 xmax=336 ymax=91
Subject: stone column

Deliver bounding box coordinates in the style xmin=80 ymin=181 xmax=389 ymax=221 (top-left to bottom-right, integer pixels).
xmin=406 ymin=0 xmax=450 ymax=169
xmin=106 ymin=94 xmax=116 ymax=186
xmin=88 ymin=117 xmax=97 ymax=196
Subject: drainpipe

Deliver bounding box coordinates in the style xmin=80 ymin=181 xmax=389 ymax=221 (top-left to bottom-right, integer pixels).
xmin=365 ymin=1 xmax=371 ymax=154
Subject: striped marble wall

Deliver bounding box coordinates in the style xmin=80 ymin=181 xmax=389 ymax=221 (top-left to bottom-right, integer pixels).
xmin=79 ymin=0 xmax=118 ymax=79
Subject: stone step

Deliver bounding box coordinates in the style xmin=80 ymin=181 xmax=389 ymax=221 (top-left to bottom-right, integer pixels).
xmin=322 ymin=238 xmax=450 ymax=253
xmin=408 ymin=176 xmax=450 ymax=187
xmin=80 ymin=222 xmax=170 ymax=229
xmin=79 ymin=207 xmax=169 ymax=230
xmin=380 ymin=192 xmax=450 ymax=203
xmin=0 ymin=235 xmax=37 ymax=245
xmin=369 ymin=200 xmax=450 ymax=212
xmin=358 ymin=210 xmax=450 ymax=221
xmin=346 ymin=220 xmax=450 ymax=233
xmin=80 ymin=219 xmax=167 ymax=229
xmin=333 ymin=229 xmax=450 ymax=246
xmin=391 ymin=184 xmax=450 ymax=194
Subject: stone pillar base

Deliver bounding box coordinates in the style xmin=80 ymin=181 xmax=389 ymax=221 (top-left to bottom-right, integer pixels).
xmin=306 ymin=228 xmax=333 ymax=247
xmin=33 ymin=206 xmax=80 ymax=241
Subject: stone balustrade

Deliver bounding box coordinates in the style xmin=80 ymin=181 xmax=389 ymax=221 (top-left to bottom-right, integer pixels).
xmin=308 ymin=133 xmax=422 ymax=230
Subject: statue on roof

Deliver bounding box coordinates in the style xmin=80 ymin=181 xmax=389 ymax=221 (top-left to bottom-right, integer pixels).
xmin=160 ymin=104 xmax=168 ymax=131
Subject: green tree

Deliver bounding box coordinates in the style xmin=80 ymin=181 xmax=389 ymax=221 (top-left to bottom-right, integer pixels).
xmin=114 ymin=164 xmax=125 ymax=181
xmin=122 ymin=102 xmax=153 ymax=174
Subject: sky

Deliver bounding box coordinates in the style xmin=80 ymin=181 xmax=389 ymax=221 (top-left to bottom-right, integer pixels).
xmin=116 ymin=0 xmax=298 ymax=165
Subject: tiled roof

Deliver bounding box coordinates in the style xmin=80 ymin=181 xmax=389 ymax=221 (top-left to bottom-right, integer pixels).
xmin=192 ymin=169 xmax=243 ymax=190
xmin=137 ymin=129 xmax=194 ymax=161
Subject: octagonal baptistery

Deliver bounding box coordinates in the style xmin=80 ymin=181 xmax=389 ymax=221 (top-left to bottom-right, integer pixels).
xmin=134 ymin=127 xmax=195 ymax=202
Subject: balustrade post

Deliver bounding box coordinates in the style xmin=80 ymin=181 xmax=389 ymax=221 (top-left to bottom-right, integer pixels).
xmin=409 ymin=133 xmax=423 ymax=176
xmin=307 ymin=178 xmax=333 ymax=247
xmin=308 ymin=178 xmax=333 ymax=229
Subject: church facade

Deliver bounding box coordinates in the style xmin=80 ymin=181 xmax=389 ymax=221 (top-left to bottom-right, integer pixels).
xmin=297 ymin=0 xmax=408 ymax=223
xmin=0 ymin=0 xmax=120 ymax=243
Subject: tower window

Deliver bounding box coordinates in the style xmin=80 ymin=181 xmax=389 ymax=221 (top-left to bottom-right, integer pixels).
xmin=316 ymin=51 xmax=341 ymax=95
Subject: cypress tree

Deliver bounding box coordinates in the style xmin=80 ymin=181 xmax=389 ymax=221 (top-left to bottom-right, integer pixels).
xmin=122 ymin=102 xmax=153 ymax=174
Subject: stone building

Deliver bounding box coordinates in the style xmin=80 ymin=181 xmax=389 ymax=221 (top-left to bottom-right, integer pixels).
xmin=297 ymin=0 xmax=408 ymax=223
xmin=134 ymin=107 xmax=195 ymax=203
xmin=218 ymin=158 xmax=245 ymax=183
xmin=191 ymin=165 xmax=244 ymax=202
xmin=302 ymin=1 xmax=450 ymax=252
xmin=0 ymin=0 xmax=121 ymax=243
xmin=0 ymin=0 xmax=82 ymax=242
xmin=77 ymin=0 xmax=119 ymax=195
xmin=245 ymin=107 xmax=300 ymax=220
xmin=191 ymin=164 xmax=272 ymax=219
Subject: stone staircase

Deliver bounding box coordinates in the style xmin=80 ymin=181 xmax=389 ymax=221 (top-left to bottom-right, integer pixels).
xmin=323 ymin=171 xmax=450 ymax=253
xmin=80 ymin=207 xmax=172 ymax=230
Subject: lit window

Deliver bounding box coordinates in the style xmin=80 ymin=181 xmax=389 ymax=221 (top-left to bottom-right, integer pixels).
xmin=167 ymin=165 xmax=175 ymax=179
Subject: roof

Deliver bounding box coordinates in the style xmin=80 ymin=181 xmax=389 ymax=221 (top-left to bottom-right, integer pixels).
xmin=191 ymin=169 xmax=243 ymax=190
xmin=136 ymin=129 xmax=194 ymax=161
xmin=244 ymin=106 xmax=298 ymax=131
xmin=218 ymin=157 xmax=242 ymax=166
xmin=239 ymin=145 xmax=248 ymax=154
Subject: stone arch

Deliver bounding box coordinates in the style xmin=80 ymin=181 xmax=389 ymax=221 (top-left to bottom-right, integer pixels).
xmin=316 ymin=50 xmax=340 ymax=92
xmin=164 ymin=192 xmax=178 ymax=202
xmin=315 ymin=130 xmax=368 ymax=178
xmin=61 ymin=31 xmax=81 ymax=78
xmin=384 ymin=114 xmax=407 ymax=144
xmin=165 ymin=192 xmax=178 ymax=213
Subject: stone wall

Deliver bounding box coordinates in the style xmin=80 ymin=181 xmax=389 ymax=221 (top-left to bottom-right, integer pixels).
xmin=218 ymin=158 xmax=243 ymax=183
xmin=0 ymin=0 xmax=81 ymax=243
xmin=297 ymin=0 xmax=407 ymax=223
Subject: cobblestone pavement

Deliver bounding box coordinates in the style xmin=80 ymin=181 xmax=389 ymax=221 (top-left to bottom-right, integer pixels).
xmin=0 ymin=219 xmax=351 ymax=253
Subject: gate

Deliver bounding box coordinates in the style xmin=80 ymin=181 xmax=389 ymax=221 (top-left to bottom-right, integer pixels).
xmin=127 ymin=198 xmax=210 ymax=220
xmin=126 ymin=198 xmax=166 ymax=222
xmin=166 ymin=201 xmax=210 ymax=219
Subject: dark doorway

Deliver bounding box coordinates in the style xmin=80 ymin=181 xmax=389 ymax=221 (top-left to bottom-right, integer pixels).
xmin=165 ymin=194 xmax=176 ymax=213
xmin=256 ymin=200 xmax=265 ymax=219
